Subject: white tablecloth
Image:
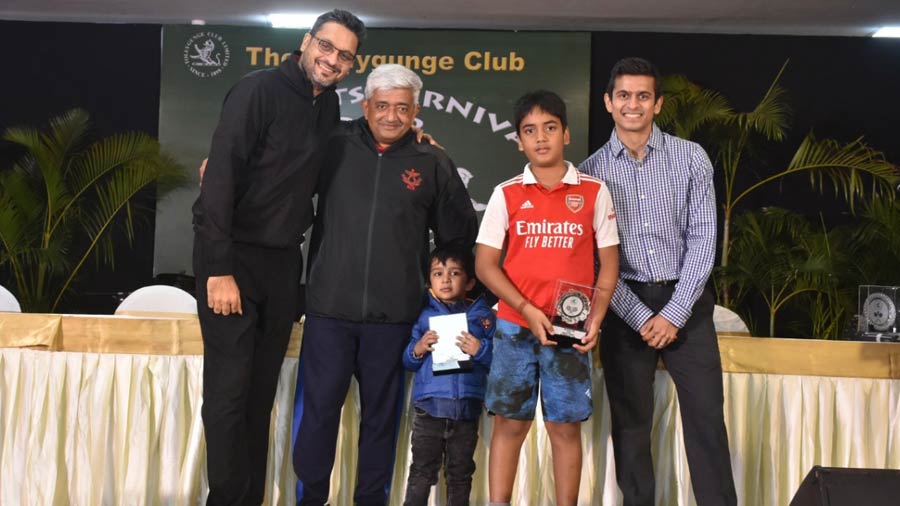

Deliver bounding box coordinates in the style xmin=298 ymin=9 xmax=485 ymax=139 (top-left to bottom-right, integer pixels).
xmin=1 ymin=313 xmax=899 ymax=505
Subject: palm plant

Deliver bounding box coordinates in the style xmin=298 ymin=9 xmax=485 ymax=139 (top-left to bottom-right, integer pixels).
xmin=847 ymin=196 xmax=900 ymax=284
xmin=657 ymin=62 xmax=898 ymax=306
xmin=723 ymin=207 xmax=840 ymax=337
xmin=798 ymin=195 xmax=900 ymax=339
xmin=655 ymin=73 xmax=735 ymax=141
xmin=793 ymin=216 xmax=856 ymax=340
xmin=0 ymin=109 xmax=187 ymax=312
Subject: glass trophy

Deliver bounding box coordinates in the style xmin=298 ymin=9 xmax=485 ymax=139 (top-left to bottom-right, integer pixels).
xmin=857 ymin=285 xmax=900 ymax=342
xmin=549 ymin=280 xmax=598 ymax=347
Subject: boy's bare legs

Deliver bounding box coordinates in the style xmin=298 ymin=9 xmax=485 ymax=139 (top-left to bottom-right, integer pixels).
xmin=488 ymin=416 xmax=532 ymax=502
xmin=545 ymin=420 xmax=582 ymax=506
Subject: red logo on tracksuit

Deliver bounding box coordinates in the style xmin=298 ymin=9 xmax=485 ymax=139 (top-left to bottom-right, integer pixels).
xmin=402 ymin=169 xmax=422 ymax=190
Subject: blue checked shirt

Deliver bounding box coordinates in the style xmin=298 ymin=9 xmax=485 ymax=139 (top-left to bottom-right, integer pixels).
xmin=578 ymin=124 xmax=717 ymax=331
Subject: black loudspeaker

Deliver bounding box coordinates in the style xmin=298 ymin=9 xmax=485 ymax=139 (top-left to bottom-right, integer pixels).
xmin=789 ymin=466 xmax=900 ymax=506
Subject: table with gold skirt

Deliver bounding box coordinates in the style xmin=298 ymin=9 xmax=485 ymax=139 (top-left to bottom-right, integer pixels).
xmin=1 ymin=312 xmax=898 ymax=505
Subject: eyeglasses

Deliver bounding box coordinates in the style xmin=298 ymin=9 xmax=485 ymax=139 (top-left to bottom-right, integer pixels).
xmin=312 ymin=36 xmax=356 ymax=64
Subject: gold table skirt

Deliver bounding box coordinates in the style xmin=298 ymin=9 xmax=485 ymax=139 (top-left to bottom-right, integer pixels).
xmin=2 ymin=313 xmax=897 ymax=378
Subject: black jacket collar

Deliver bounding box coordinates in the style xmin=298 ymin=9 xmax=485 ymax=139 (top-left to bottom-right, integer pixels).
xmin=279 ymin=50 xmax=336 ymax=99
xmin=353 ymin=117 xmax=416 ymax=153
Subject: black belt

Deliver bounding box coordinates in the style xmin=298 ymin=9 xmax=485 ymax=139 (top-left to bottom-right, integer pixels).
xmin=626 ymin=279 xmax=679 ymax=287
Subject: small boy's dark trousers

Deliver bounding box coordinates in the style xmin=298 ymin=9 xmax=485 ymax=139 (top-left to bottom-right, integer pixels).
xmin=403 ymin=408 xmax=479 ymax=506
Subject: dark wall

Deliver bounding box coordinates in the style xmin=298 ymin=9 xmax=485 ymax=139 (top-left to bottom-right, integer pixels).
xmin=0 ymin=21 xmax=161 ymax=140
xmin=0 ymin=21 xmax=162 ymax=312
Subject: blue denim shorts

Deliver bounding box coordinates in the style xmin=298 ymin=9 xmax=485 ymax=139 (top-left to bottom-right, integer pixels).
xmin=484 ymin=318 xmax=593 ymax=423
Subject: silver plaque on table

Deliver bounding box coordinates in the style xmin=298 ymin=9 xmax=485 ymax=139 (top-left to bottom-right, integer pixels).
xmin=857 ymin=285 xmax=900 ymax=342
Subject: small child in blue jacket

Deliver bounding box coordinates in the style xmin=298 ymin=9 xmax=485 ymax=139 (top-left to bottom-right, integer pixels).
xmin=402 ymin=247 xmax=495 ymax=506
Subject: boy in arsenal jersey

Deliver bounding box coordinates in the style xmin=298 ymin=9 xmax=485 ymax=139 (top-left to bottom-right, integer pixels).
xmin=474 ymin=90 xmax=619 ymax=506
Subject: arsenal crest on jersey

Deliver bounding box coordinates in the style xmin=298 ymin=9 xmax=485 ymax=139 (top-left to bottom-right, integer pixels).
xmin=565 ymin=194 xmax=584 ymax=213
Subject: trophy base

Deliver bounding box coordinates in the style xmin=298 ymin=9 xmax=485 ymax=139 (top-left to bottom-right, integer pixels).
xmin=549 ymin=325 xmax=585 ymax=348
xmin=548 ymin=334 xmax=583 ymax=348
xmin=855 ymin=332 xmax=900 ymax=343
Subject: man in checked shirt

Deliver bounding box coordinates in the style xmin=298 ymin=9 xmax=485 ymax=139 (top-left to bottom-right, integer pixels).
xmin=579 ymin=57 xmax=737 ymax=506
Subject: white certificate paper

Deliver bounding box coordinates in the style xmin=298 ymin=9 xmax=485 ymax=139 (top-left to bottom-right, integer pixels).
xmin=428 ymin=313 xmax=470 ymax=372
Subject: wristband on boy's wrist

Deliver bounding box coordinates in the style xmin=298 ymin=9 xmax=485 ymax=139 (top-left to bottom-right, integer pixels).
xmin=516 ymin=299 xmax=530 ymax=314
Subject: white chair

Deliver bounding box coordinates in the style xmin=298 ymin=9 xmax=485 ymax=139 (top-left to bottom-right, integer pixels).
xmin=0 ymin=284 xmax=22 ymax=312
xmin=713 ymin=304 xmax=751 ymax=336
xmin=115 ymin=285 xmax=197 ymax=316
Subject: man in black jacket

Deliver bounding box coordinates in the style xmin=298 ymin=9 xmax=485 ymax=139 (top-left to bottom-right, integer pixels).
xmin=292 ymin=64 xmax=478 ymax=506
xmin=192 ymin=10 xmax=365 ymax=506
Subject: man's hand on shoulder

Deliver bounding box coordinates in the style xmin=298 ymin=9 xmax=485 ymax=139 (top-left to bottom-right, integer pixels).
xmin=207 ymin=275 xmax=242 ymax=316
xmin=639 ymin=314 xmax=678 ymax=349
xmin=412 ymin=126 xmax=444 ymax=150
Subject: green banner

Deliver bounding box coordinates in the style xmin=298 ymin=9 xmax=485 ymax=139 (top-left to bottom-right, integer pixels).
xmin=156 ymin=26 xmax=591 ymax=276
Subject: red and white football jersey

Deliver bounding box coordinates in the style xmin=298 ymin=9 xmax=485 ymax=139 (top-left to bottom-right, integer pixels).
xmin=477 ymin=162 xmax=619 ymax=327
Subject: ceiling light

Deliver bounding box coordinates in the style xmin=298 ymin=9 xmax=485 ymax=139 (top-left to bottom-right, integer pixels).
xmin=268 ymin=13 xmax=319 ymax=29
xmin=191 ymin=19 xmax=206 ymax=26
xmin=872 ymin=26 xmax=900 ymax=38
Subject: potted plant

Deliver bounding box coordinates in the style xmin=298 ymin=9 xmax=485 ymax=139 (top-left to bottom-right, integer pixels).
xmin=0 ymin=109 xmax=188 ymax=312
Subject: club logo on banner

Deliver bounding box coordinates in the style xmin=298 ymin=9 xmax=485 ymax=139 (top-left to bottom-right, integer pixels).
xmin=183 ymin=32 xmax=231 ymax=78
